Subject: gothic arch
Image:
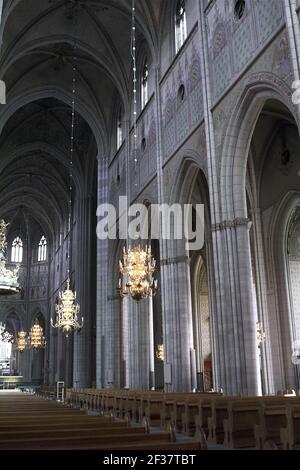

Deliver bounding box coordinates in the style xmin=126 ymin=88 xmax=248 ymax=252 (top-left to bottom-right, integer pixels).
xmin=0 ymin=87 xmax=104 ymax=155
xmin=268 ymin=191 xmax=300 ymax=389
xmin=219 ymin=76 xmax=299 ymax=222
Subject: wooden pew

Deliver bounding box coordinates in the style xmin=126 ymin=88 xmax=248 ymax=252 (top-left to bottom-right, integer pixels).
xmin=205 ymin=397 xmax=227 ymax=442
xmin=223 ymin=400 xmax=261 ymax=448
xmin=280 ymin=404 xmax=300 ymax=449
xmin=254 ymin=399 xmax=291 ymax=449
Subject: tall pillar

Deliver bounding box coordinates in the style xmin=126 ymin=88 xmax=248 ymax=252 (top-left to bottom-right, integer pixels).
xmin=56 ymin=330 xmax=64 ymax=381
xmin=153 ymin=64 xmax=195 ymax=391
xmin=251 ymin=208 xmax=275 ymax=394
xmin=64 ymin=335 xmax=73 ymax=387
xmin=72 ymin=194 xmax=92 ymax=388
xmin=284 ymin=0 xmax=300 ymax=122
xmin=210 ymin=219 xmax=261 ymax=395
xmin=121 ymin=297 xmax=130 ymax=388
xmin=96 ymin=155 xmax=109 ymax=388
xmin=0 ymin=0 xmax=5 ymax=105
xmin=48 ymin=323 xmax=57 ymax=385
xmin=102 ymin=295 xmax=121 ymax=388
xmin=196 ymin=0 xmax=261 ymax=395
xmin=128 ymin=298 xmax=154 ymax=390
xmin=160 ymin=255 xmax=195 ymax=392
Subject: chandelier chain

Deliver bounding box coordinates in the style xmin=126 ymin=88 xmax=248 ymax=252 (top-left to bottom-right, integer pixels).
xmin=51 ymin=22 xmax=82 ymax=336
xmin=68 ymin=42 xmax=77 ymax=280
xmin=117 ymin=3 xmax=158 ymax=302
xmin=131 ymin=0 xmax=138 ymax=187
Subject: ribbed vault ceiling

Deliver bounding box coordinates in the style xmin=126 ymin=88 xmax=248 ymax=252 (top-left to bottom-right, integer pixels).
xmin=0 ymin=0 xmax=164 ymax=236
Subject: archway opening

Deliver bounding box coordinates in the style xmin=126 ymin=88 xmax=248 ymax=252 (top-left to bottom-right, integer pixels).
xmin=175 ymin=163 xmax=213 ymax=392
xmin=0 ymin=312 xmax=21 ymax=379
xmin=246 ymin=98 xmax=300 ymax=393
xmin=191 ymin=254 xmax=212 ymax=391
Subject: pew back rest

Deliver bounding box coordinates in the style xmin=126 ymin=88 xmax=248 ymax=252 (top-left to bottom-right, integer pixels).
xmin=228 ymin=401 xmax=261 ymax=428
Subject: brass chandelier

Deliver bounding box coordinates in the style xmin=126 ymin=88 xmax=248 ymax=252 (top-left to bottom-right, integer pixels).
xmin=51 ymin=40 xmax=83 ymax=337
xmin=0 ymin=219 xmax=20 ymax=295
xmin=16 ymin=330 xmax=27 ymax=353
xmin=118 ymin=2 xmax=158 ymax=302
xmin=156 ymin=344 xmax=164 ymax=362
xmin=29 ymin=321 xmax=46 ymax=349
xmin=256 ymin=322 xmax=266 ymax=347
xmin=119 ymin=245 xmax=158 ymax=301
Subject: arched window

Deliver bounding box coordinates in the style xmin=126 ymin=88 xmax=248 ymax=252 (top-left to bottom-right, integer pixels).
xmin=175 ymin=0 xmax=187 ymax=54
xmin=141 ymin=59 xmax=149 ymax=110
xmin=117 ymin=106 xmax=123 ymax=150
xmin=11 ymin=237 xmax=23 ymax=263
xmin=38 ymin=236 xmax=47 ymax=262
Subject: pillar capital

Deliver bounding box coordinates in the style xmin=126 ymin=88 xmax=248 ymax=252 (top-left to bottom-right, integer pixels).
xmin=211 ymin=217 xmax=251 ymax=232
xmin=160 ymin=255 xmax=190 ymax=266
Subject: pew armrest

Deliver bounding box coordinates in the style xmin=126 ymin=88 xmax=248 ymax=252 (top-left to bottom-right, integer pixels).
xmin=280 ymin=426 xmax=289 ymax=450
xmin=254 ymin=423 xmax=264 ymax=450
xmin=223 ymin=419 xmax=231 ymax=448
xmin=207 ymin=416 xmax=214 ymax=443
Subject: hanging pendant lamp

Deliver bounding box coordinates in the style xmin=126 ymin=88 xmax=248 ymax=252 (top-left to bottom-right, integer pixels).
xmin=29 ymin=321 xmax=46 ymax=349
xmin=51 ymin=40 xmax=83 ymax=336
xmin=118 ymin=0 xmax=158 ymax=302
xmin=16 ymin=330 xmax=28 ymax=353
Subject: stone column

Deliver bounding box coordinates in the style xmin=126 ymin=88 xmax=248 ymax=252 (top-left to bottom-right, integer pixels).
xmin=121 ymin=297 xmax=130 ymax=388
xmin=103 ymin=295 xmax=121 ymax=388
xmin=56 ymin=330 xmax=63 ymax=381
xmin=19 ymin=347 xmax=31 ymax=382
xmin=48 ymin=321 xmax=57 ymax=385
xmin=284 ymin=1 xmax=300 ymax=79
xmin=196 ymin=0 xmax=261 ymax=395
xmin=128 ymin=297 xmax=154 ymax=390
xmin=96 ymin=155 xmax=109 ymax=388
xmin=211 ymin=219 xmax=261 ymax=395
xmin=160 ymin=255 xmax=195 ymax=392
xmin=152 ymin=61 xmax=196 ymax=392
xmin=72 ymin=193 xmax=92 ymax=388
xmin=149 ymin=298 xmax=155 ymax=390
xmin=251 ymin=208 xmax=274 ymax=394
xmin=0 ymin=0 xmax=5 ymax=105
xmin=284 ymin=0 xmax=300 ymax=122
xmin=64 ymin=334 xmax=73 ymax=387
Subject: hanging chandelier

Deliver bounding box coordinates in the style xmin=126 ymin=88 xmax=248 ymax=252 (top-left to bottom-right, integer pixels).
xmin=15 ymin=330 xmax=27 ymax=353
xmin=0 ymin=220 xmax=20 ymax=295
xmin=1 ymin=330 xmax=14 ymax=343
xmin=156 ymin=344 xmax=164 ymax=362
xmin=117 ymin=2 xmax=158 ymax=302
xmin=0 ymin=322 xmax=14 ymax=343
xmin=51 ymin=38 xmax=82 ymax=337
xmin=119 ymin=245 xmax=158 ymax=301
xmin=29 ymin=321 xmax=46 ymax=349
xmin=256 ymin=322 xmax=266 ymax=347
xmin=51 ymin=278 xmax=82 ymax=337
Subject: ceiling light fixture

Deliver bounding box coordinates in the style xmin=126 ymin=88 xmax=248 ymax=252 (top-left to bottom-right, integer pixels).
xmin=51 ymin=38 xmax=83 ymax=336
xmin=118 ymin=1 xmax=158 ymax=302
